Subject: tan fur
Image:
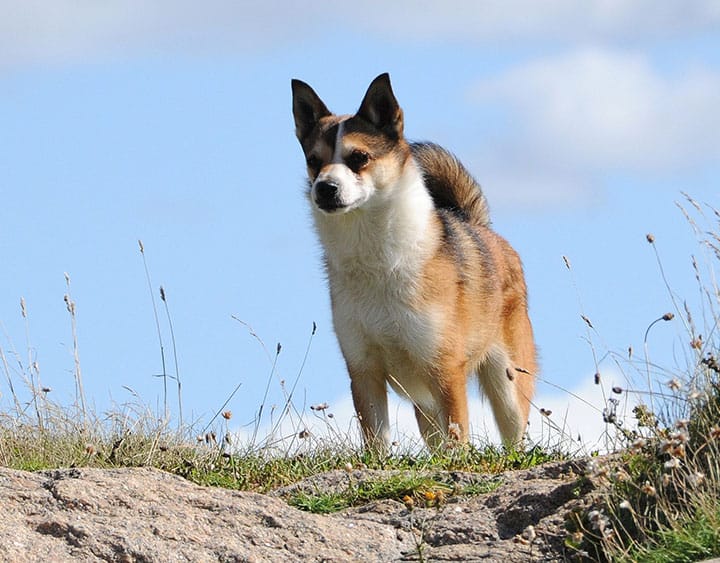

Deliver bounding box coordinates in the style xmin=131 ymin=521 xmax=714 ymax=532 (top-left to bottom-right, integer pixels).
xmin=412 ymin=218 xmax=537 ymax=447
xmin=291 ymin=73 xmax=537 ymax=452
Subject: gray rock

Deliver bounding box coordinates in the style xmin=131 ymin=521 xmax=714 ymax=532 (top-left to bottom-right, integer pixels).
xmin=0 ymin=460 xmax=588 ymax=562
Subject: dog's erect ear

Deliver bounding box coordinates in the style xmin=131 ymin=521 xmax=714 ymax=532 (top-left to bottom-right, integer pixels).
xmin=357 ymin=73 xmax=403 ymax=139
xmin=291 ymin=79 xmax=332 ymax=143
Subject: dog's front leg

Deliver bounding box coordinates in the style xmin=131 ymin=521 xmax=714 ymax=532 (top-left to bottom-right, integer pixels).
xmin=414 ymin=367 xmax=470 ymax=450
xmin=349 ymin=368 xmax=390 ymax=454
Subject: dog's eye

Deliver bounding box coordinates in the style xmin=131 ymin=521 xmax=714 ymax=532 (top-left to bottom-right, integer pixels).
xmin=306 ymin=155 xmax=322 ymax=173
xmin=346 ymin=150 xmax=370 ymax=173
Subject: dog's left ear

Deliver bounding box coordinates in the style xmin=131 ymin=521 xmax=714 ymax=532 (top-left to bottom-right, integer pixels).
xmin=292 ymin=79 xmax=332 ymax=143
xmin=357 ymin=73 xmax=404 ymax=139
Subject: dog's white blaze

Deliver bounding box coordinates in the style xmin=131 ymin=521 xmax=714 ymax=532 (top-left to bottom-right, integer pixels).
xmin=332 ymin=121 xmax=345 ymax=163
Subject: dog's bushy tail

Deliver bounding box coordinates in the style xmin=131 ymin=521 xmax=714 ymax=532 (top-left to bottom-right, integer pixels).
xmin=411 ymin=142 xmax=490 ymax=227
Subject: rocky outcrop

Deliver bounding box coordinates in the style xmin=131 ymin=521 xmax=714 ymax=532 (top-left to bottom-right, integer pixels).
xmin=0 ymin=460 xmax=587 ymax=562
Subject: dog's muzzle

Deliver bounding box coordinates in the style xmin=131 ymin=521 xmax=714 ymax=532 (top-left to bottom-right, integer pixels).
xmin=313 ymin=180 xmax=345 ymax=212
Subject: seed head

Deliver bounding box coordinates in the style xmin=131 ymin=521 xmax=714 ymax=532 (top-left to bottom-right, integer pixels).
xmin=659 ymin=439 xmax=673 ymax=454
xmin=641 ymin=481 xmax=656 ymax=496
xmin=646 ymin=233 xmax=655 ymax=244
xmin=630 ymin=437 xmax=647 ymax=452
xmin=670 ymin=429 xmax=689 ymax=443
xmin=666 ymin=378 xmax=682 ymax=391
xmin=664 ymin=457 xmax=681 ymax=470
xmin=614 ymin=469 xmax=630 ymax=482
xmin=689 ymin=472 xmax=705 ymax=487
xmin=671 ymin=444 xmax=686 ymax=458
xmin=448 ymin=422 xmax=462 ymax=441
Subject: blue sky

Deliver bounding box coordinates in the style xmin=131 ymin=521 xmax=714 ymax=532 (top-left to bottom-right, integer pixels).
xmin=1 ymin=2 xmax=719 ymax=449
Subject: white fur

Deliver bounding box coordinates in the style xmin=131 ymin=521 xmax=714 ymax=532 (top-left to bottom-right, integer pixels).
xmin=311 ymin=120 xmax=371 ymax=213
xmin=312 ymin=157 xmax=444 ymax=411
xmin=477 ymin=345 xmax=525 ymax=441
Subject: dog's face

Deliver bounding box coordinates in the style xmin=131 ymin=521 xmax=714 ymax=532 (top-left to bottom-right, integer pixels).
xmin=291 ymin=73 xmax=411 ymax=214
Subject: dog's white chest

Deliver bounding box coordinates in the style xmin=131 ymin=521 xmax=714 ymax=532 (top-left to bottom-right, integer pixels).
xmin=330 ymin=266 xmax=442 ymax=367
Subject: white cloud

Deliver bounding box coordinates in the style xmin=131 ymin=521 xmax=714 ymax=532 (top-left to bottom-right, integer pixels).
xmin=357 ymin=0 xmax=720 ymax=43
xmin=474 ymin=49 xmax=720 ymax=172
xmin=0 ymin=1 xmax=309 ymax=68
xmin=1 ymin=1 xmax=719 ymax=68
xmin=468 ymin=48 xmax=720 ymax=207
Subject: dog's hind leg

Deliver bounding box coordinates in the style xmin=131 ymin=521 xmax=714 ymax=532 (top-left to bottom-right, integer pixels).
xmin=477 ymin=346 xmax=531 ymax=446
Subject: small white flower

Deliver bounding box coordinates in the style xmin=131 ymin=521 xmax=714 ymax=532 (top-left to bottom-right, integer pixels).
xmin=619 ymin=500 xmax=631 ymax=510
xmin=688 ymin=472 xmax=705 ymax=487
xmin=664 ymin=457 xmax=681 ymax=470
xmin=670 ymin=429 xmax=689 ymax=443
xmin=630 ymin=437 xmax=647 ymax=452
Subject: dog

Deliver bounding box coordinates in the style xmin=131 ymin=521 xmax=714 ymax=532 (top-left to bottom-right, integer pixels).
xmin=291 ymin=73 xmax=537 ymax=451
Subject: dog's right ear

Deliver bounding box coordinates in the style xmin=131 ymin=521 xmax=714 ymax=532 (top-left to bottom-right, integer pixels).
xmin=291 ymin=79 xmax=331 ymax=143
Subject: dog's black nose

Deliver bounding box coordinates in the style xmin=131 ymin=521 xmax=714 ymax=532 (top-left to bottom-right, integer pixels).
xmin=314 ymin=180 xmax=344 ymax=211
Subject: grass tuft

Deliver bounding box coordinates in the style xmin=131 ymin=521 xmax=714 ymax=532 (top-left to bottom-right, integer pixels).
xmin=565 ymin=195 xmax=720 ymax=562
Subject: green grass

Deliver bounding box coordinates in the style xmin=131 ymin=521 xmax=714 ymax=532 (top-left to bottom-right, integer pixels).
xmin=286 ymin=472 xmax=503 ymax=514
xmin=627 ymin=506 xmax=720 ymax=563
